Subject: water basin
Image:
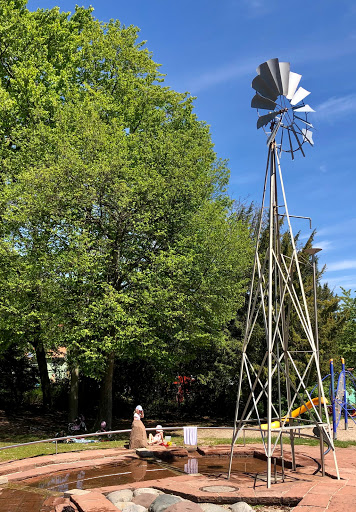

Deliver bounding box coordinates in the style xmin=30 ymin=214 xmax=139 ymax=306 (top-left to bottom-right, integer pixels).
xmin=172 ymin=456 xmax=271 ymax=475
xmin=25 ymin=458 xmax=179 ymax=492
xmin=25 ymin=455 xmax=274 ymax=491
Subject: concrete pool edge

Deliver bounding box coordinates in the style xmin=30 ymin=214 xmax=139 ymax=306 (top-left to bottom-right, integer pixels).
xmin=0 ymin=444 xmax=356 ymax=511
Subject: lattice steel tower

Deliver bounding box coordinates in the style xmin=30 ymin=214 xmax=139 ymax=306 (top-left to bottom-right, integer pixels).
xmin=228 ymin=58 xmax=339 ymax=487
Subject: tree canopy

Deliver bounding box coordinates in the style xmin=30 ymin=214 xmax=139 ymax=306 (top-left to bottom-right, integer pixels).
xmin=0 ymin=1 xmax=254 ymax=421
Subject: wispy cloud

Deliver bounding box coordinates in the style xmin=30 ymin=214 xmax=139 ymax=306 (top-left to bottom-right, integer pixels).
xmin=321 ymin=274 xmax=356 ymax=293
xmin=187 ymin=58 xmax=256 ymax=92
xmin=187 ymin=35 xmax=356 ymax=93
xmin=317 ymin=218 xmax=356 ymax=237
xmin=315 ymin=94 xmax=356 ymax=122
xmin=315 ymin=240 xmax=332 ymax=251
xmin=327 ymin=260 xmax=356 ymax=272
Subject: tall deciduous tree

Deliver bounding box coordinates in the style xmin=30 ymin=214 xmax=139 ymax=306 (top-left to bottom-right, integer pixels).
xmin=0 ymin=2 xmax=253 ymax=420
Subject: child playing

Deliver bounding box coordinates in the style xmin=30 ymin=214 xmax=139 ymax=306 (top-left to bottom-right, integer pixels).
xmin=148 ymin=425 xmax=164 ymax=445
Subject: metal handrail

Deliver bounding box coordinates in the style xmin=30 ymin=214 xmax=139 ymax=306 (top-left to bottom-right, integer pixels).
xmin=0 ymin=425 xmax=234 ymax=454
xmin=0 ymin=422 xmax=320 ymax=458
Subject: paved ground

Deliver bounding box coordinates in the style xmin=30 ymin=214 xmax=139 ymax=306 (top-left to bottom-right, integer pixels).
xmin=197 ymin=423 xmax=356 ymax=442
xmin=0 ymin=443 xmax=355 ymax=511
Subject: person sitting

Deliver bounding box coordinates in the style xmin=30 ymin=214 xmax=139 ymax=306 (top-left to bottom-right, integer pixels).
xmin=148 ymin=425 xmax=164 ymax=445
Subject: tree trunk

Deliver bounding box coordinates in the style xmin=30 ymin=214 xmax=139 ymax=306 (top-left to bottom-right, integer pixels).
xmin=69 ymin=365 xmax=79 ymax=421
xmin=33 ymin=341 xmax=52 ymax=409
xmin=98 ymin=352 xmax=115 ymax=430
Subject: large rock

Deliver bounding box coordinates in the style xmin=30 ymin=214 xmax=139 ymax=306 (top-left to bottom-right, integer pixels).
xmin=230 ymin=503 xmax=253 ymax=512
xmin=129 ymin=419 xmax=148 ymax=449
xmin=107 ymin=489 xmax=134 ymax=504
xmin=108 ymin=502 xmax=126 ymax=510
xmin=121 ymin=503 xmax=147 ymax=512
xmin=165 ymin=500 xmax=202 ymax=512
xmin=133 ymin=493 xmax=158 ymax=508
xmin=133 ymin=488 xmax=163 ymax=497
xmin=149 ymin=494 xmax=182 ymax=512
xmin=136 ymin=448 xmax=155 ymax=458
xmin=200 ymin=505 xmax=227 ymax=512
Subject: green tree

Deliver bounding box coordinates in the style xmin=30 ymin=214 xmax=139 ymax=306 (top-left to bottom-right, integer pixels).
xmin=338 ymin=288 xmax=356 ymax=367
xmin=0 ymin=2 xmax=254 ymax=421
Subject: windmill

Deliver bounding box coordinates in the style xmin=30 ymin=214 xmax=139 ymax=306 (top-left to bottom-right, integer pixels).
xmin=228 ymin=58 xmax=339 ymax=487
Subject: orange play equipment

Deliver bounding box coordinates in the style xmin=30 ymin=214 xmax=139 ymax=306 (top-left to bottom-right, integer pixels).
xmin=261 ymin=397 xmax=328 ymax=430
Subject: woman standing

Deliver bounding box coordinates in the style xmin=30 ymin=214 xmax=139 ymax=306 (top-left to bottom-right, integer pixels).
xmin=129 ymin=405 xmax=148 ymax=449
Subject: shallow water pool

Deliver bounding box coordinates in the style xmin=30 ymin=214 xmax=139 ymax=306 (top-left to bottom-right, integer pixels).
xmin=25 ymin=455 xmax=272 ymax=492
xmin=25 ymin=458 xmax=179 ymax=492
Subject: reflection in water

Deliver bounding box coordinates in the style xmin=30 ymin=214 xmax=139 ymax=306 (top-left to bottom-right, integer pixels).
xmin=178 ymin=456 xmax=274 ymax=476
xmin=26 ymin=456 xmax=273 ymax=492
xmin=77 ymin=469 xmax=85 ymax=489
xmin=184 ymin=458 xmax=198 ymax=474
xmin=37 ymin=471 xmax=70 ymax=492
xmin=130 ymin=460 xmax=147 ymax=481
xmin=26 ymin=459 xmax=175 ymax=492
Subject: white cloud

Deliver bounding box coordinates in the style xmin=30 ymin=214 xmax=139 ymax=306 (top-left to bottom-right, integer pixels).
xmin=315 ymin=240 xmax=332 ymax=251
xmin=321 ymin=274 xmax=356 ymax=293
xmin=327 ymin=260 xmax=356 ymax=272
xmin=315 ymin=94 xmax=356 ymax=122
xmin=317 ymin=218 xmax=356 ymax=237
xmin=187 ymin=58 xmax=255 ymax=92
xmin=186 ymin=35 xmax=356 ymax=94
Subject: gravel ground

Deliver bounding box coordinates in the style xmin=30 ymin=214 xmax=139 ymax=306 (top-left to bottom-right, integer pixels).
xmin=196 ymin=423 xmax=356 ymax=442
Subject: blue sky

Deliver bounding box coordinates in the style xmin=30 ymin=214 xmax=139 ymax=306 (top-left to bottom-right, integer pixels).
xmin=27 ymin=0 xmax=356 ymax=295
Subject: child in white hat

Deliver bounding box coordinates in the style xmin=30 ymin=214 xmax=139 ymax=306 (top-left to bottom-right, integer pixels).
xmin=133 ymin=405 xmax=144 ymax=421
xmin=148 ymin=425 xmax=164 ymax=445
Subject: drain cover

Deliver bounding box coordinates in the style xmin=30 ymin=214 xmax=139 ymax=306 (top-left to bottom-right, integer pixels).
xmin=200 ymin=485 xmax=239 ymax=493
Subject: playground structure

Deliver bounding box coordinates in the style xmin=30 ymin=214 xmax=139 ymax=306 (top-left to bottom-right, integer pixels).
xmin=260 ymin=397 xmax=327 ymax=430
xmin=320 ymin=357 xmax=356 ymax=439
xmin=228 ymin=58 xmax=339 ymax=487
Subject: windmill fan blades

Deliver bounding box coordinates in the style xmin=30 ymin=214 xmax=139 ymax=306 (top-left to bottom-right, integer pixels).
xmin=287 ymin=71 xmax=302 ymax=100
xmin=251 ymin=93 xmax=276 ymax=110
xmin=291 ymin=87 xmax=311 ymax=106
xmin=252 ymin=58 xmax=315 ymax=157
xmin=252 ymin=75 xmax=278 ymax=101
xmin=257 ymin=59 xmax=282 ymax=99
xmin=279 ymin=62 xmax=290 ymax=96
xmin=302 ymin=129 xmax=314 ymax=145
xmin=257 ymin=111 xmax=279 ymax=129
xmin=293 ymin=104 xmax=315 ymax=113
xmin=265 ymin=58 xmax=283 ymax=95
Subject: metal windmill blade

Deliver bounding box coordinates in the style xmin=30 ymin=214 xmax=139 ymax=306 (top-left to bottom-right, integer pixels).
xmin=251 ymin=58 xmax=315 ymax=156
